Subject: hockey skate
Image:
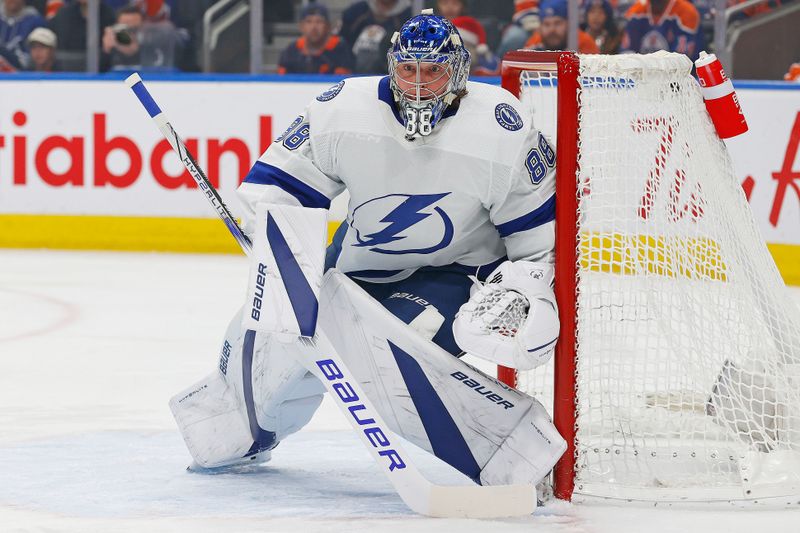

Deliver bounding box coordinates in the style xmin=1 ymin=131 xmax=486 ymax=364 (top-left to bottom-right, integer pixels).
xmin=186 ymin=448 xmax=274 ymax=475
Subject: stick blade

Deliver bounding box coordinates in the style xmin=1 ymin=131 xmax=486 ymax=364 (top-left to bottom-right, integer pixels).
xmin=423 ymin=484 xmax=536 ymax=518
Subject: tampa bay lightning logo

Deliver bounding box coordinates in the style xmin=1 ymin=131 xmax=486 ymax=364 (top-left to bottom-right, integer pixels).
xmin=316 ymin=81 xmax=345 ymax=102
xmin=350 ymin=193 xmax=454 ymax=255
xmin=494 ymin=103 xmax=523 ymax=131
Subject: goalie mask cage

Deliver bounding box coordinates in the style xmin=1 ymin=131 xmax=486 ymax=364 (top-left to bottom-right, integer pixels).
xmin=499 ymin=50 xmax=800 ymax=505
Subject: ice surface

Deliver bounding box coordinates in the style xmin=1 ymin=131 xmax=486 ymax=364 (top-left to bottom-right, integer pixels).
xmin=1 ymin=250 xmax=799 ymax=532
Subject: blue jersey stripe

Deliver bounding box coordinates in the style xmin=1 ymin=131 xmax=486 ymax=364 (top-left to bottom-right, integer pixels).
xmin=243 ymin=161 xmax=331 ymax=209
xmin=494 ymin=194 xmax=555 ymax=238
xmin=388 ymin=340 xmax=482 ymax=483
xmin=266 ymin=213 xmax=319 ymax=337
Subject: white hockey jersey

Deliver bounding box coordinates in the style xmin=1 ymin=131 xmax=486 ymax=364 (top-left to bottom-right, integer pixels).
xmin=237 ymin=76 xmax=555 ymax=282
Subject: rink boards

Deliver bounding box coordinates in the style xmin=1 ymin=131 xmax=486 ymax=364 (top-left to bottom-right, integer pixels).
xmin=0 ymin=74 xmax=798 ymax=284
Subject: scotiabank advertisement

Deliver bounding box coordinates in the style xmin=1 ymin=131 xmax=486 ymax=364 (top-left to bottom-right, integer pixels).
xmin=0 ymin=79 xmax=342 ymax=219
xmin=0 ymin=77 xmax=798 ymax=244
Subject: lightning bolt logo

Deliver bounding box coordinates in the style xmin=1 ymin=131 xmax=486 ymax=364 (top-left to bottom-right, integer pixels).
xmin=351 ymin=193 xmax=454 ymax=255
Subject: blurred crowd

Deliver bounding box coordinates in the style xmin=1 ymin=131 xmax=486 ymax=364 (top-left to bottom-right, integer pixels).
xmin=0 ymin=0 xmax=796 ymax=80
xmin=273 ymin=0 xmax=792 ymax=76
xmin=0 ymin=0 xmax=193 ymax=72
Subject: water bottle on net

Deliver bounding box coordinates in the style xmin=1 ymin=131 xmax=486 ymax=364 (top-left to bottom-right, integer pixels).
xmin=695 ymin=51 xmax=749 ymax=139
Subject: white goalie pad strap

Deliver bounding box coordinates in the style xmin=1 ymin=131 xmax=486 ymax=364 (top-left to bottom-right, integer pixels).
xmin=453 ymin=261 xmax=559 ymax=371
xmin=319 ymin=270 xmax=564 ymax=486
xmin=242 ymin=202 xmax=327 ymax=337
xmin=408 ymin=305 xmax=445 ymax=341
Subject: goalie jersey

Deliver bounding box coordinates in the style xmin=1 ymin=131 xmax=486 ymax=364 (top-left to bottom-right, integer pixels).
xmin=237 ymin=76 xmax=555 ymax=283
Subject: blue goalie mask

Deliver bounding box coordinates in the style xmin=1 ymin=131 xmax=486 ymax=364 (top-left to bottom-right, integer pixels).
xmin=388 ymin=11 xmax=470 ymax=140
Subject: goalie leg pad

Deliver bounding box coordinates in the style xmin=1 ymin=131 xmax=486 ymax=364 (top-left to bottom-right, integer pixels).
xmin=479 ymin=399 xmax=566 ymax=486
xmin=243 ymin=202 xmax=328 ymax=337
xmin=320 ymin=270 xmax=566 ymax=485
xmin=170 ymin=308 xmax=325 ymax=468
xmin=170 ymin=367 xmax=260 ymax=469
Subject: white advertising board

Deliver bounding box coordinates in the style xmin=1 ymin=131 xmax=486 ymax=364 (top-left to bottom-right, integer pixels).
xmin=0 ymin=77 xmax=798 ymax=245
xmin=726 ymin=86 xmax=800 ymax=246
xmin=0 ymin=79 xmax=342 ymax=219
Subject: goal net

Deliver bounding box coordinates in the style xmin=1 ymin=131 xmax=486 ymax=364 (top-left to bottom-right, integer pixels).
xmin=501 ymin=50 xmax=800 ymax=505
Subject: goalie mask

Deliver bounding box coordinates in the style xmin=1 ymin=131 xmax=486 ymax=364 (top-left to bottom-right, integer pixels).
xmin=388 ymin=11 xmax=470 ymax=140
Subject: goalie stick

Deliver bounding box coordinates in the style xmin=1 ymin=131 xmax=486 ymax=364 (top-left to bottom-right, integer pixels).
xmin=124 ymin=73 xmax=252 ymax=255
xmin=124 ymin=73 xmax=537 ymax=518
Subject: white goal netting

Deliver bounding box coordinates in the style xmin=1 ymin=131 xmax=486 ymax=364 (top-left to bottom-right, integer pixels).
xmin=515 ymin=52 xmax=800 ymax=504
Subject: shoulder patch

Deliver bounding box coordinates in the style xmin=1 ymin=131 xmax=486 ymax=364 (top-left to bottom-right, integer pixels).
xmin=494 ymin=103 xmax=523 ymax=131
xmin=316 ymin=80 xmax=345 ymax=102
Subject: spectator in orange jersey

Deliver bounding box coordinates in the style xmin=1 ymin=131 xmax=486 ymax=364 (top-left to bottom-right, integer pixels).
xmin=785 ymin=63 xmax=800 ymax=82
xmin=278 ymin=4 xmax=354 ymax=75
xmin=525 ymin=0 xmax=599 ymax=54
xmin=622 ymin=0 xmax=703 ymax=62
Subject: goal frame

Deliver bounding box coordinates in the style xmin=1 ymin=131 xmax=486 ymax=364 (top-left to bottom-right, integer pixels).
xmin=497 ymin=49 xmax=800 ymax=507
xmin=498 ymin=50 xmax=581 ymax=501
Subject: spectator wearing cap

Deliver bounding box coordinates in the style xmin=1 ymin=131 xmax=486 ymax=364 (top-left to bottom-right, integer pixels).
xmin=621 ymin=0 xmax=702 ymax=61
xmin=0 ymin=0 xmax=46 ymax=69
xmin=524 ymin=0 xmax=599 ymax=54
xmin=340 ymin=0 xmax=411 ymax=74
xmin=497 ymin=0 xmax=540 ymax=58
xmin=582 ymin=0 xmax=622 ymax=55
xmin=452 ymin=16 xmax=498 ymax=76
xmin=437 ymin=0 xmax=466 ymax=20
xmin=278 ymin=4 xmax=354 ymax=75
xmin=26 ymin=25 xmax=58 ymax=70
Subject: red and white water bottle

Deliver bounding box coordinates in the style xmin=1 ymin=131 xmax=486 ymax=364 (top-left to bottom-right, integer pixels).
xmin=695 ymin=51 xmax=748 ymax=139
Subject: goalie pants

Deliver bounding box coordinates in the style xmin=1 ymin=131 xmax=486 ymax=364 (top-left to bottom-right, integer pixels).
xmin=326 ymin=221 xmax=503 ymax=355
